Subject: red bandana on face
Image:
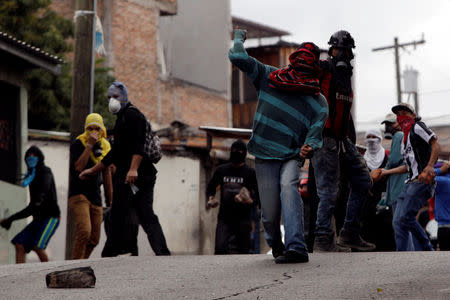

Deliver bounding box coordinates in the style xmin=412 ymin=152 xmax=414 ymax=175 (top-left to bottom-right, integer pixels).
xmin=268 ymin=42 xmax=321 ymax=95
xmin=397 ymin=115 xmax=415 ymax=142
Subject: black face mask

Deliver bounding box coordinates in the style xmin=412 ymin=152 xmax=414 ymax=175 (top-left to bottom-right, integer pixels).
xmin=230 ymin=151 xmax=246 ymax=164
xmin=384 ymin=124 xmax=398 ymax=140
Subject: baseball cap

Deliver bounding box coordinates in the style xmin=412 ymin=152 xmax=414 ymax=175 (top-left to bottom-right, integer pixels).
xmin=381 ymin=113 xmax=397 ymax=124
xmin=391 ymin=102 xmax=416 ymax=115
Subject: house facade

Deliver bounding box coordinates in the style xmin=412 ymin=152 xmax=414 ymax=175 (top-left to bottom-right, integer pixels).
xmin=51 ymin=0 xmax=231 ymax=129
xmin=0 ymin=32 xmax=62 ymax=264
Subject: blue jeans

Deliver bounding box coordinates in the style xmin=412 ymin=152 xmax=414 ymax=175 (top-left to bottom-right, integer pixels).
xmin=391 ymin=202 xmax=415 ymax=251
xmin=311 ymin=137 xmax=372 ymax=236
xmin=255 ymin=158 xmax=307 ymax=253
xmin=393 ymin=181 xmax=434 ymax=251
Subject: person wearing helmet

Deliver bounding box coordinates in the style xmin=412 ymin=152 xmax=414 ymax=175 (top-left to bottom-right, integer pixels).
xmin=381 ymin=103 xmax=440 ymax=251
xmin=0 ymin=146 xmax=60 ymax=263
xmin=311 ymin=30 xmax=375 ymax=252
xmin=229 ymin=28 xmax=329 ymax=263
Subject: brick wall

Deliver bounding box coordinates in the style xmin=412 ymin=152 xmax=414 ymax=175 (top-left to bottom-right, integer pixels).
xmin=51 ymin=0 xmax=75 ymax=19
xmin=110 ymin=0 xmax=159 ymax=122
xmin=157 ymin=80 xmax=228 ymax=128
xmin=51 ymin=0 xmax=229 ymax=129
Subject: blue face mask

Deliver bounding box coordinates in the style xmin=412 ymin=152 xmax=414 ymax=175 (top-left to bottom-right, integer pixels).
xmin=26 ymin=156 xmax=39 ymax=168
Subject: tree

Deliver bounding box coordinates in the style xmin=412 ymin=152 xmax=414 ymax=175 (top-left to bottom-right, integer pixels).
xmin=0 ymin=0 xmax=115 ymax=131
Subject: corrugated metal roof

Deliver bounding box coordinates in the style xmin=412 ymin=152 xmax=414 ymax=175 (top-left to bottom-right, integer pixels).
xmin=0 ymin=31 xmax=63 ymax=64
xmin=0 ymin=31 xmax=63 ymax=74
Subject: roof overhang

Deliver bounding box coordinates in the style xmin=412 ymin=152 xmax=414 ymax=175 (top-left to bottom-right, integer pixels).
xmin=156 ymin=0 xmax=177 ymax=16
xmin=199 ymin=126 xmax=252 ymax=150
xmin=0 ymin=32 xmax=63 ymax=75
xmin=199 ymin=126 xmax=252 ymax=139
xmin=232 ymin=16 xmax=289 ymax=39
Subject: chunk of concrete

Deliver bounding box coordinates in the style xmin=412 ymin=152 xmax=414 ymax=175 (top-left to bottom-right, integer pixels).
xmin=46 ymin=266 xmax=96 ymax=288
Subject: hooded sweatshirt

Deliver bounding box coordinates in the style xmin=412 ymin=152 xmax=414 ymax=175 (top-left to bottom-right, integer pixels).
xmin=364 ymin=128 xmax=386 ymax=170
xmin=69 ymin=114 xmax=111 ymax=206
xmin=8 ymin=146 xmax=60 ymax=222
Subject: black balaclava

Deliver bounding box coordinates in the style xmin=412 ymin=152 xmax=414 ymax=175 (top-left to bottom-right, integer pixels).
xmin=384 ymin=123 xmax=398 ymax=140
xmin=229 ymin=139 xmax=247 ymax=165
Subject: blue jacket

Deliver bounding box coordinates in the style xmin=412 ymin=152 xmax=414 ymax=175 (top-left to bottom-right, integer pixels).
xmin=434 ymin=167 xmax=450 ymax=225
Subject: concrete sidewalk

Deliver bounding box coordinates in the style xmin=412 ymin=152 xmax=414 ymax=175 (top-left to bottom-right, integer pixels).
xmin=0 ymin=252 xmax=449 ymax=299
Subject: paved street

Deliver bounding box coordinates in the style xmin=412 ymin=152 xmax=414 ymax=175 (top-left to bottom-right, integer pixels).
xmin=0 ymin=252 xmax=449 ymax=299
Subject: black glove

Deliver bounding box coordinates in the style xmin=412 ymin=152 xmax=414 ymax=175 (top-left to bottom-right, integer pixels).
xmin=0 ymin=218 xmax=12 ymax=230
xmin=93 ymin=142 xmax=103 ymax=157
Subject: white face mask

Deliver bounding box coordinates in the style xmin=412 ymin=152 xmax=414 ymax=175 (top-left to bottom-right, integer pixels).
xmin=108 ymin=97 xmax=121 ymax=114
xmin=365 ymin=138 xmax=381 ymax=154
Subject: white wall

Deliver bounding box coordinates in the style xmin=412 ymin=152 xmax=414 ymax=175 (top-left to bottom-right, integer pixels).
xmin=24 ymin=140 xmax=215 ymax=261
xmin=154 ymin=155 xmax=203 ymax=254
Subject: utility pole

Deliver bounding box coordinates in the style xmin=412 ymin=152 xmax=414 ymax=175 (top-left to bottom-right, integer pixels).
xmin=66 ymin=0 xmax=96 ymax=260
xmin=372 ymin=35 xmax=425 ymax=104
xmin=394 ymin=38 xmax=401 ymax=104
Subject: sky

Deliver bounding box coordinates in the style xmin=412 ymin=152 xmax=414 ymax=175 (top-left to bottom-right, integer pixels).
xmin=231 ymin=0 xmax=450 ymax=126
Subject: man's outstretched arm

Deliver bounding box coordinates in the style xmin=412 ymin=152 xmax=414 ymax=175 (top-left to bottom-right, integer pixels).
xmin=228 ymin=29 xmax=269 ymax=87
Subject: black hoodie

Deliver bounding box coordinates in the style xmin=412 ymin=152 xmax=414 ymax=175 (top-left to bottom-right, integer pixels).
xmin=7 ymin=146 xmax=60 ymax=222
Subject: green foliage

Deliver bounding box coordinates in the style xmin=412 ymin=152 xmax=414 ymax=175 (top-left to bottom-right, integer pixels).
xmin=0 ymin=0 xmax=72 ymax=56
xmin=0 ymin=0 xmax=115 ymax=131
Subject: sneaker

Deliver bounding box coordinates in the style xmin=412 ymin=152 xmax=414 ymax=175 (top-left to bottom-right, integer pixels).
xmin=275 ymin=250 xmax=309 ymax=264
xmin=272 ymin=243 xmax=285 ymax=259
xmin=337 ymin=229 xmax=376 ymax=251
xmin=313 ymin=235 xmax=351 ymax=252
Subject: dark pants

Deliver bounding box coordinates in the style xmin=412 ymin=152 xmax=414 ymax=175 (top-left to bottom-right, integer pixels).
xmin=438 ymin=227 xmax=450 ymax=250
xmin=102 ymin=174 xmax=170 ymax=257
xmin=311 ymin=137 xmax=372 ymax=237
xmin=215 ymin=219 xmax=252 ymax=254
xmin=304 ymin=166 xmax=319 ymax=252
xmin=304 ymin=165 xmax=349 ymax=252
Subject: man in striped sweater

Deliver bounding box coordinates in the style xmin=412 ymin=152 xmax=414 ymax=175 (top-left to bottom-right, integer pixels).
xmin=229 ymin=29 xmax=328 ymax=263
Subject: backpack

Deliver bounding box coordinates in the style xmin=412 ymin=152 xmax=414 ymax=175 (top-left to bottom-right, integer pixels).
xmin=127 ymin=106 xmax=162 ymax=164
xmin=143 ymin=119 xmax=162 ymax=164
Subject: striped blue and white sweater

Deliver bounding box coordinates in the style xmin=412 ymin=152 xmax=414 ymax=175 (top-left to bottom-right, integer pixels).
xmin=229 ymin=29 xmax=329 ymax=160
